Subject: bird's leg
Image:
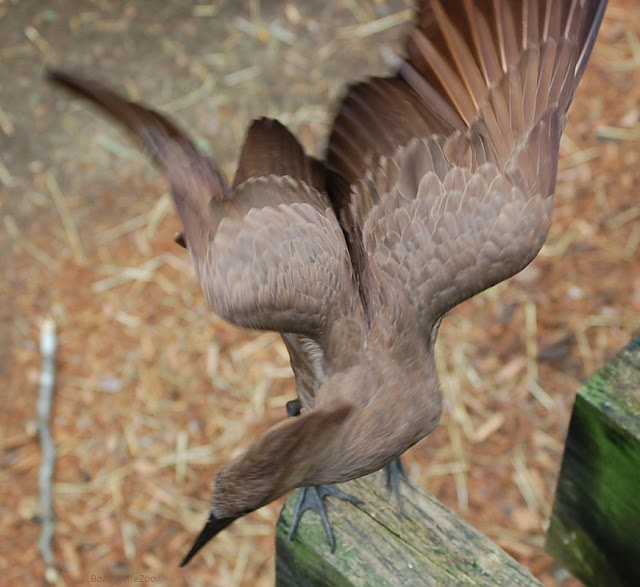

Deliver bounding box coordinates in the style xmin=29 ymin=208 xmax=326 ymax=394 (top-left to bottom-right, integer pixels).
xmin=284 ymin=398 xmax=362 ymax=551
xmin=384 ymin=458 xmax=415 ymax=509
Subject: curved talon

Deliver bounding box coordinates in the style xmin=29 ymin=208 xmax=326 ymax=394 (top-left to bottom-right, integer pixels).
xmin=287 ymin=484 xmax=362 ymax=552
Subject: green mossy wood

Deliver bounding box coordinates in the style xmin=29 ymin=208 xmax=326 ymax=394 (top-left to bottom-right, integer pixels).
xmin=276 ymin=472 xmax=540 ymax=586
xmin=547 ymin=333 xmax=640 ymax=586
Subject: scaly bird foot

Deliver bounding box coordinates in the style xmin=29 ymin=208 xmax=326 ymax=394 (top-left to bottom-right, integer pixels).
xmin=285 ymin=399 xmax=361 ymax=551
xmin=287 ymin=484 xmax=362 ymax=552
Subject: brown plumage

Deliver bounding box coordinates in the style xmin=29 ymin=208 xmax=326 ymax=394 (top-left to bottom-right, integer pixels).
xmin=48 ymin=0 xmax=607 ymax=567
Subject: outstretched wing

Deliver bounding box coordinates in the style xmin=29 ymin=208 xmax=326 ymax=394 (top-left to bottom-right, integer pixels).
xmin=49 ymin=72 xmax=357 ymax=339
xmin=204 ymin=172 xmax=355 ymax=335
xmin=48 ymin=69 xmax=228 ymax=271
xmin=326 ymin=0 xmax=606 ymax=328
xmin=358 ymin=113 xmax=558 ymax=329
xmin=200 ymin=117 xmax=358 ymax=336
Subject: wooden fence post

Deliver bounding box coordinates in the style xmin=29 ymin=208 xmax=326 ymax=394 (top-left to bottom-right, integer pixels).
xmin=276 ymin=472 xmax=540 ymax=586
xmin=547 ymin=333 xmax=640 ymax=586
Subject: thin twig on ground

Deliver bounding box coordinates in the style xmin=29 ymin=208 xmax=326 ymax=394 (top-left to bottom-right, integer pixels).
xmin=37 ymin=318 xmax=58 ymax=582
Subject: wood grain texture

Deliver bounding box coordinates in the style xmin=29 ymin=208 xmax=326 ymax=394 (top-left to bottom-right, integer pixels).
xmin=547 ymin=333 xmax=640 ymax=586
xmin=276 ymin=472 xmax=540 ymax=586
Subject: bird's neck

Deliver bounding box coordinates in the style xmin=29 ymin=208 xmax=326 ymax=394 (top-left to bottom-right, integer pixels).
xmin=310 ymin=344 xmax=442 ymax=485
xmin=213 ymin=300 xmax=443 ymax=515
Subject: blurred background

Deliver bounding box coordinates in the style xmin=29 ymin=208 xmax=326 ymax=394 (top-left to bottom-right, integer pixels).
xmin=2 ymin=1 xmax=639 ymax=585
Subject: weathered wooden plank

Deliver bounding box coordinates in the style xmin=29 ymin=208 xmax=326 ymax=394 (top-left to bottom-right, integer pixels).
xmin=276 ymin=471 xmax=540 ymax=586
xmin=547 ymin=333 xmax=640 ymax=586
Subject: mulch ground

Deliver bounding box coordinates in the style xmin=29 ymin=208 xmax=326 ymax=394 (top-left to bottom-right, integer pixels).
xmin=2 ymin=1 xmax=639 ymax=585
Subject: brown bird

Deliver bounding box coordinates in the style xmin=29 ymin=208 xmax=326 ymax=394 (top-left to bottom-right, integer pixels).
xmin=48 ymin=0 xmax=607 ymax=567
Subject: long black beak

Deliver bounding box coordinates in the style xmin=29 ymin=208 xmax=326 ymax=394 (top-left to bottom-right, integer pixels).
xmin=180 ymin=513 xmax=237 ymax=566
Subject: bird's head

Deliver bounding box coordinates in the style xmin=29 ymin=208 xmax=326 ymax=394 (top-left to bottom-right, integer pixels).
xmin=180 ymin=401 xmax=353 ymax=565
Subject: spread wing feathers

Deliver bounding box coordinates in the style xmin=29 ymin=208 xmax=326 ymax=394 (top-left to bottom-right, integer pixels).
xmin=215 ymin=121 xmax=360 ymax=340
xmin=213 ymin=121 xmax=358 ymax=337
xmin=404 ymin=0 xmax=607 ymax=130
xmin=326 ymin=0 xmax=605 ymax=327
xmin=49 ymin=70 xmax=356 ymax=338
xmin=357 ymin=108 xmax=560 ymax=328
xmin=326 ymin=76 xmax=457 ymax=187
xmin=233 ymin=117 xmax=326 ymax=192
xmin=46 ymin=70 xmax=227 ymax=269
xmin=202 ymin=174 xmax=357 ymax=336
xmin=328 ymin=0 xmax=605 ymax=184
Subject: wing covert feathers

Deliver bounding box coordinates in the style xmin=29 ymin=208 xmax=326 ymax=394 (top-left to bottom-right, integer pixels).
xmin=326 ymin=0 xmax=605 ymax=328
xmin=49 ymin=70 xmax=357 ymax=341
xmin=49 ymin=0 xmax=606 ymax=346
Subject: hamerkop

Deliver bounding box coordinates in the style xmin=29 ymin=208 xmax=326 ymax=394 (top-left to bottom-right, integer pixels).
xmin=48 ymin=0 xmax=608 ymax=566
